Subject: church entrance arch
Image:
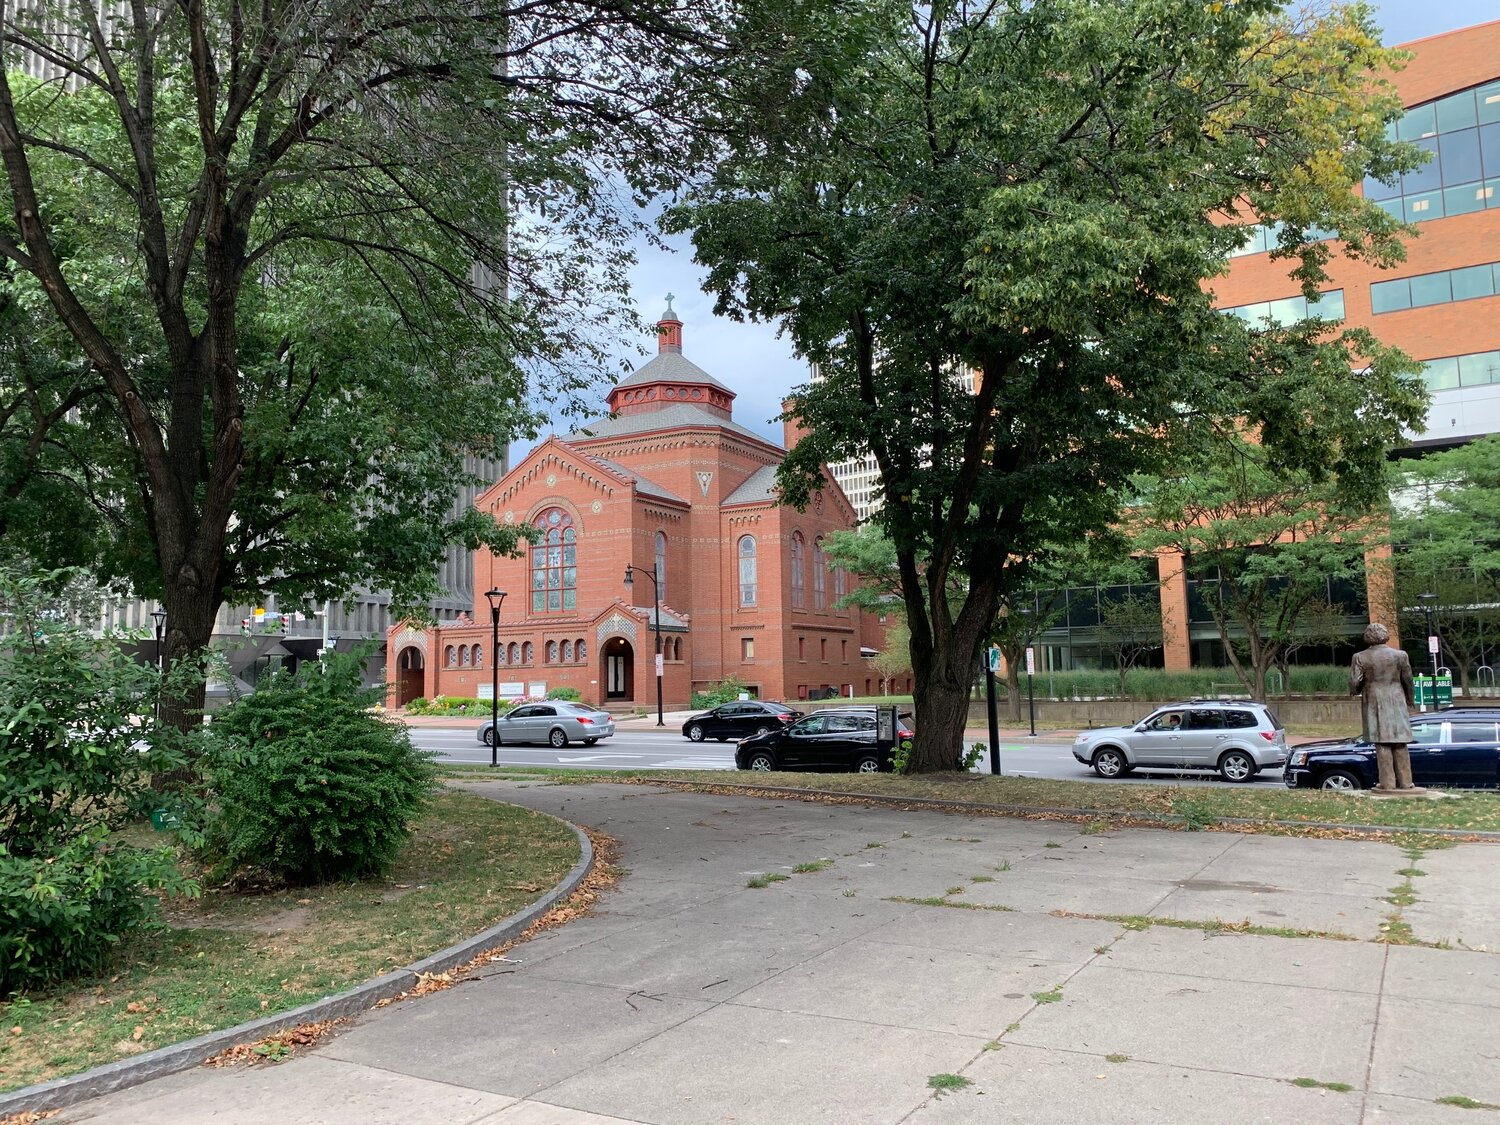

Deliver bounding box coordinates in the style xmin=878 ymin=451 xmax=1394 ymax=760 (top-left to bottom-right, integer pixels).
xmin=396 ymin=646 xmax=425 ymax=707
xmin=603 ymin=637 xmax=635 ymax=702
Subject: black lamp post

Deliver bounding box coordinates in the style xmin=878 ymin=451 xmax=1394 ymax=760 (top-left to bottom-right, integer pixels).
xmin=1418 ymin=591 xmax=1439 ymax=713
xmin=149 ymin=609 xmax=167 ymax=723
xmin=624 ymin=564 xmax=665 ymax=726
xmin=484 ymin=588 xmax=506 ymax=767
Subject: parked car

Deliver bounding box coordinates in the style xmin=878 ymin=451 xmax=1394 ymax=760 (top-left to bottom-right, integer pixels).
xmin=1284 ymin=710 xmax=1500 ymax=790
xmin=1072 ymin=700 xmax=1287 ymax=782
xmin=477 ymin=701 xmax=616 ymax=748
xmin=734 ymin=706 xmax=914 ymax=773
xmin=682 ymin=700 xmax=801 ymax=742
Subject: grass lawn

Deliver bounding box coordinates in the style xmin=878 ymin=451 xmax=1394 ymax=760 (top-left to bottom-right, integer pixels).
xmin=438 ymin=764 xmax=1500 ymax=836
xmin=0 ymin=790 xmax=578 ymax=1094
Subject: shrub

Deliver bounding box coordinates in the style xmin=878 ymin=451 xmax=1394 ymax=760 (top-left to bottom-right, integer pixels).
xmin=691 ymin=677 xmax=749 ymax=710
xmin=405 ymin=695 xmax=500 ymax=717
xmin=203 ymin=652 xmax=437 ymax=884
xmin=1033 ymin=665 xmax=1352 ymax=701
xmin=0 ymin=567 xmax=194 ymax=996
xmin=547 ymin=686 xmax=582 ymax=702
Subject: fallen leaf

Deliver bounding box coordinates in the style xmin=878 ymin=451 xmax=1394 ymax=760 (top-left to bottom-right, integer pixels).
xmin=126 ymin=1001 xmax=148 ymax=1013
xmin=131 ymin=1026 xmax=145 ymax=1042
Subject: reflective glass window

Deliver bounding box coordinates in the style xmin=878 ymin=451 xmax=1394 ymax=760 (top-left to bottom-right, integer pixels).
xmin=1460 ymin=352 xmax=1500 ymax=387
xmin=1405 ymin=190 xmax=1444 ymax=221
xmin=1310 ymin=290 xmax=1345 ymax=319
xmin=1423 ymin=357 xmax=1461 ymax=391
xmin=1437 ymin=90 xmax=1478 ymax=133
xmin=1370 ymin=278 xmax=1411 ymax=314
xmin=1399 ymin=103 xmax=1438 ymax=140
xmin=1363 ymin=173 xmax=1400 ymax=202
xmin=1440 ymin=128 xmax=1483 ymax=186
xmin=1446 ymin=182 xmax=1489 ymax=216
xmin=1480 ymin=82 xmax=1500 ymax=126
xmin=1451 ymin=265 xmax=1496 ymax=302
xmin=1481 ymin=123 xmax=1500 ymax=178
xmin=1409 ymin=272 xmax=1452 ymax=308
xmin=1267 ymin=296 xmax=1306 ymax=325
xmin=1401 ymin=137 xmax=1442 ymax=194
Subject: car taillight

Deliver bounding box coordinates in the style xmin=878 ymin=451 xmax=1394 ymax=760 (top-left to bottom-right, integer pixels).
xmin=898 ymin=727 xmax=913 ymax=738
xmin=577 ymin=717 xmax=593 ymax=725
xmin=1259 ymin=731 xmax=1274 ymax=741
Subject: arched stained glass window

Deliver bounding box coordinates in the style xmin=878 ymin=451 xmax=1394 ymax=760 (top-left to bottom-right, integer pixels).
xmin=507 ymin=642 xmax=519 ymax=664
xmin=576 ymin=638 xmax=587 ymax=662
xmin=473 ymin=644 xmax=483 ymax=668
xmin=738 ymin=536 xmax=757 ymax=607
xmin=522 ymin=641 xmax=534 ymax=664
xmin=445 ymin=645 xmax=456 ymax=668
xmin=834 ymin=565 xmax=847 ymax=606
xmin=531 ymin=508 xmax=577 ymax=613
xmin=790 ymin=532 xmax=805 ymax=609
xmin=561 ymin=640 xmax=573 ymax=662
xmin=546 ymin=639 xmax=558 ymax=663
xmin=813 ymin=536 xmax=826 ymax=610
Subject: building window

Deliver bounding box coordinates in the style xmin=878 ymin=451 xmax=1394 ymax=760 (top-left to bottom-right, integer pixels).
xmin=473 ymin=644 xmax=483 ymax=669
xmin=738 ymin=536 xmax=757 ymax=607
xmin=507 ymin=642 xmax=519 ymax=664
xmin=655 ymin=530 xmax=667 ymax=603
xmin=1371 ymin=260 xmax=1500 ymax=314
xmin=790 ymin=532 xmax=805 ymax=609
xmin=841 ymin=640 xmax=848 ymax=663
xmin=820 ymin=638 xmax=827 ymax=660
xmin=522 ymin=641 xmax=534 ymax=664
xmin=813 ymin=537 xmax=826 ymax=610
xmin=1222 ymin=290 xmax=1344 ymax=327
xmin=798 ymin=636 xmax=805 ymax=661
xmin=742 ymin=637 xmax=754 ymax=661
xmin=576 ymin=638 xmax=587 ymax=662
xmin=1417 ymin=349 xmax=1500 ymax=391
xmin=531 ymin=507 xmax=577 ymax=613
xmin=445 ymin=645 xmax=456 ymax=667
xmin=833 ymin=565 xmax=846 ymax=606
xmin=561 ymin=640 xmax=572 ymax=662
xmin=546 ymin=640 xmax=558 ymax=663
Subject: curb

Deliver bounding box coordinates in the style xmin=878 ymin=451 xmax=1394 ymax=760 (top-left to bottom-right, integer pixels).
xmin=0 ymin=813 xmax=594 ymax=1119
xmin=637 ymin=779 xmax=1500 ymax=842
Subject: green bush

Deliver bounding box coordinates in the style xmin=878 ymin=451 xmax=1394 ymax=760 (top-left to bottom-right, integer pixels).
xmin=203 ymin=653 xmax=437 ymax=885
xmin=691 ymin=677 xmax=749 ymax=710
xmin=405 ymin=695 xmax=503 ymax=717
xmin=1033 ymin=665 xmax=1351 ymax=701
xmin=0 ymin=567 xmax=194 ymax=996
xmin=546 ymin=686 xmax=582 ymax=702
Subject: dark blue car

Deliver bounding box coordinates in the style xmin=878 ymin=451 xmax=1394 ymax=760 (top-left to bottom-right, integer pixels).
xmin=1284 ymin=709 xmax=1500 ymax=791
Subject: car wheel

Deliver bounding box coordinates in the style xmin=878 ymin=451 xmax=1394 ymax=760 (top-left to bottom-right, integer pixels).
xmin=755 ymin=725 xmax=771 ymax=736
xmin=584 ymin=738 xmax=599 ymax=746
xmin=483 ymin=727 xmax=496 ymax=747
xmin=746 ymin=750 xmax=775 ymax=771
xmin=687 ymin=723 xmax=705 ymax=742
xmin=1318 ymin=769 xmax=1362 ymax=792
xmin=1218 ymin=750 xmax=1256 ymax=783
xmin=1092 ymin=747 xmax=1127 ymax=779
xmin=549 ymin=727 xmax=569 ymax=749
xmin=853 ymin=754 xmax=881 ymax=774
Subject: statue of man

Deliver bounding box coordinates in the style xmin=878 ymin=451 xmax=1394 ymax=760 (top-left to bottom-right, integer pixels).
xmin=1349 ymin=622 xmax=1419 ymax=792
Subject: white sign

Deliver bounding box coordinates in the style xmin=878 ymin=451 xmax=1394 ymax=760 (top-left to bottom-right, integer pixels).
xmin=655 ymin=652 xmax=664 ymax=677
xmin=498 ymin=681 xmax=527 ymax=700
xmin=477 ymin=683 xmax=494 ymax=700
xmin=1025 ymin=647 xmax=1036 ymax=676
xmin=1428 ymin=635 xmax=1441 ymax=655
xmin=986 ymin=647 xmax=1001 ymax=673
xmin=528 ymin=681 xmax=547 ymax=699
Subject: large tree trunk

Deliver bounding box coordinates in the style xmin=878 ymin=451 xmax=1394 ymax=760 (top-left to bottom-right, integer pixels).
xmin=1005 ymin=665 xmax=1021 ymax=722
xmin=908 ymin=659 xmax=974 ymax=773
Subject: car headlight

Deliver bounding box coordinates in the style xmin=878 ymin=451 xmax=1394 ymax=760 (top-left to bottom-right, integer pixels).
xmin=1290 ymin=751 xmax=1307 ymax=767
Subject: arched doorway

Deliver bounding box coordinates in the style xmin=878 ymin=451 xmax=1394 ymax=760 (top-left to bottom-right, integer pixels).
xmin=396 ymin=646 xmax=425 ymax=707
xmin=603 ymin=637 xmax=634 ymax=702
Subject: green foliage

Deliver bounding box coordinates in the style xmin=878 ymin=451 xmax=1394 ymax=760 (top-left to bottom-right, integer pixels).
xmin=546 ymin=686 xmax=583 ymax=702
xmin=406 ymin=696 xmax=511 ymax=718
xmin=202 ymin=653 xmax=437 ymax=885
xmin=670 ymin=0 xmax=1424 ymax=770
xmin=962 ymin=743 xmax=986 ymax=772
xmin=1036 ymin=665 xmax=1349 ymax=700
xmin=691 ymin=677 xmax=750 ymax=710
xmin=0 ymin=566 xmax=195 ymax=995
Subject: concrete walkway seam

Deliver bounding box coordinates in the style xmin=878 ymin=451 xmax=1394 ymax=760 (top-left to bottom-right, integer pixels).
xmin=0 ymin=812 xmax=595 ymax=1119
xmin=639 ymin=778 xmax=1500 ymax=842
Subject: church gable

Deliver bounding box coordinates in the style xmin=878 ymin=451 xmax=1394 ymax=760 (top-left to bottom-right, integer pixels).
xmin=479 ymin=437 xmax=626 ymax=516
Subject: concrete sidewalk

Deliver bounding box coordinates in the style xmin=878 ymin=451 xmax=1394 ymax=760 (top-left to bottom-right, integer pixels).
xmin=62 ymin=784 xmax=1500 ymax=1124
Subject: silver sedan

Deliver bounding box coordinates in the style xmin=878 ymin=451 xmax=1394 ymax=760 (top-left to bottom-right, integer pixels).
xmin=477 ymin=701 xmax=616 ymax=748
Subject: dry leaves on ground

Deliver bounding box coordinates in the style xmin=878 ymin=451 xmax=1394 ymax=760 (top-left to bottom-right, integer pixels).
xmin=203 ymin=1019 xmax=345 ymax=1068
xmin=0 ymin=1110 xmax=59 ymax=1124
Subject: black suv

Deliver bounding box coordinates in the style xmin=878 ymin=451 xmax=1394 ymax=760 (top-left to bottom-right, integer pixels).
xmin=1284 ymin=708 xmax=1500 ymax=790
xmin=681 ymin=700 xmax=801 ymax=742
xmin=735 ymin=706 xmax=914 ymax=773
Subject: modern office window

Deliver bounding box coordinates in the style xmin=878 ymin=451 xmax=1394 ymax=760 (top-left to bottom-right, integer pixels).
xmin=1360 ymin=80 xmax=1500 ymax=225
xmin=1223 ymin=290 xmax=1343 ymax=327
xmin=1417 ymin=350 xmax=1500 ymax=391
xmin=1371 ymin=261 xmax=1500 ymax=314
xmin=738 ymin=536 xmax=757 ymax=607
xmin=531 ymin=507 xmax=577 ymax=613
xmin=1224 ymin=220 xmax=1337 ymax=259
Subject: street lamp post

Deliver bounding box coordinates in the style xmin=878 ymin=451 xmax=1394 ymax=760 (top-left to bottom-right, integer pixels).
xmin=1418 ymin=591 xmax=1439 ymax=713
xmin=623 ymin=564 xmax=665 ymax=726
xmin=485 ymin=589 xmax=507 ymax=767
xmin=149 ymin=610 xmax=167 ymax=723
xmin=1019 ymin=603 xmax=1037 ymax=738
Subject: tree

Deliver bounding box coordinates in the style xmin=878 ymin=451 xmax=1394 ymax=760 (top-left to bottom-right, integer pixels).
xmin=1133 ymin=436 xmax=1380 ymax=701
xmin=0 ymin=0 xmax=754 ymax=725
xmin=669 ymin=0 xmax=1424 ymax=769
xmin=1096 ymin=590 xmax=1165 ymax=697
xmin=1393 ymin=435 xmax=1500 ymax=695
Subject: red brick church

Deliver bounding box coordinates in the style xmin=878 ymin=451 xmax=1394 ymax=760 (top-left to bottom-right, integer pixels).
xmin=386 ymin=301 xmax=885 ymax=710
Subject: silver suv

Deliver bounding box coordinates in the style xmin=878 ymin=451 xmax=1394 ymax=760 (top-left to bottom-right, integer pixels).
xmin=1072 ymin=701 xmax=1287 ymax=783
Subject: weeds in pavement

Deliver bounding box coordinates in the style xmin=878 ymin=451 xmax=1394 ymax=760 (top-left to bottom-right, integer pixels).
xmin=1106 ymin=1054 xmax=1130 ymax=1064
xmin=746 ymin=873 xmax=790 ymax=889
xmin=1435 ymin=1095 xmax=1500 ymax=1110
xmin=927 ymin=1073 xmax=971 ymax=1097
xmin=792 ymin=859 xmax=835 ymax=874
xmin=1291 ymin=1078 xmax=1353 ymax=1093
xmin=887 ymin=896 xmax=1014 ymax=913
xmin=1031 ymin=987 xmax=1064 ymax=1004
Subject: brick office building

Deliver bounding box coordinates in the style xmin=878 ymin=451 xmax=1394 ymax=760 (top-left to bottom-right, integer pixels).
xmin=387 ymin=303 xmax=884 ymax=709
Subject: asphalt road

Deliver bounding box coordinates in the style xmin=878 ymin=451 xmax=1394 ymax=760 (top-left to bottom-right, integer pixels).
xmin=410 ymin=727 xmax=1282 ymax=787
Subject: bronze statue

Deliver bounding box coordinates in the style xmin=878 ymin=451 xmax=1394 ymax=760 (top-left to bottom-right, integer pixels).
xmin=1349 ymin=623 xmax=1420 ymax=792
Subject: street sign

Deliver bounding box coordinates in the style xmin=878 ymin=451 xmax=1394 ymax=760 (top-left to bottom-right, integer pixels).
xmin=987 ymin=647 xmax=1001 ymax=673
xmin=655 ymin=652 xmax=664 ymax=677
xmin=1428 ymin=635 xmax=1441 ymax=655
xmin=1025 ymin=647 xmax=1036 ymax=676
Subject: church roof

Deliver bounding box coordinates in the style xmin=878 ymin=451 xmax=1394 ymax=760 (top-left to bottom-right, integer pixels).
xmin=567 ymin=402 xmax=778 ymax=450
xmin=615 ymin=351 xmax=733 ymax=394
xmin=723 ymin=464 xmax=781 ymax=506
xmin=634 ymin=605 xmax=690 ymax=631
xmin=580 ymin=452 xmax=689 ymax=505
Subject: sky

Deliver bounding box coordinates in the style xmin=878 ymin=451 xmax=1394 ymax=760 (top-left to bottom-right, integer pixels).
xmin=519 ymin=1 xmax=1499 ymax=455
